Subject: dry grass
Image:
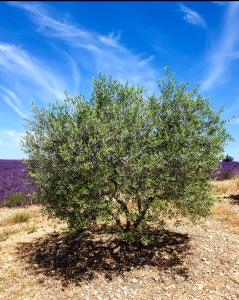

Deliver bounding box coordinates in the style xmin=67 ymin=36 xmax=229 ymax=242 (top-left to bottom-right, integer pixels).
xmin=0 ymin=211 xmax=30 ymax=226
xmin=0 ymin=187 xmax=238 ymax=300
xmin=0 ymin=205 xmax=39 ymax=223
xmin=212 ymin=177 xmax=239 ymax=195
xmin=0 ymin=206 xmax=64 ymax=245
xmin=212 ymin=201 xmax=239 ymax=228
xmin=212 ymin=178 xmax=239 ymax=229
xmin=0 ymin=206 xmax=40 ymax=227
xmin=0 ymin=228 xmax=21 ymax=242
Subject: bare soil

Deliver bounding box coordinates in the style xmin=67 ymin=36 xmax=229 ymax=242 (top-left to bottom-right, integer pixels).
xmin=0 ymin=190 xmax=238 ymax=299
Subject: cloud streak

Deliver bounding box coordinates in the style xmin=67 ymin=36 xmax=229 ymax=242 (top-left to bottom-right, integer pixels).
xmin=8 ymin=2 xmax=158 ymax=91
xmin=212 ymin=2 xmax=227 ymax=6
xmin=0 ymin=41 xmax=80 ymax=119
xmin=180 ymin=4 xmax=207 ymax=28
xmin=0 ymin=87 xmax=27 ymax=118
xmin=201 ymin=2 xmax=239 ymax=91
xmin=0 ymin=43 xmax=65 ymax=100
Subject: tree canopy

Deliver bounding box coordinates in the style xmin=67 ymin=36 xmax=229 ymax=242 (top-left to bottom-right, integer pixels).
xmin=23 ymin=72 xmax=229 ymax=238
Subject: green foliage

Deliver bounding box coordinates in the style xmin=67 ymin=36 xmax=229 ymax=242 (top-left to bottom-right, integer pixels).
xmin=22 ymin=71 xmax=229 ymax=237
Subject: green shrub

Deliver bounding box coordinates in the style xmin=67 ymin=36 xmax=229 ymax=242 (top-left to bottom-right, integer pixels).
xmin=12 ymin=212 xmax=30 ymax=223
xmin=22 ymin=71 xmax=229 ymax=238
xmin=5 ymin=193 xmax=27 ymax=207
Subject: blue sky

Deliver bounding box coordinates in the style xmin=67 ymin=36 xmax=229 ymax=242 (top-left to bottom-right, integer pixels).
xmin=1 ymin=1 xmax=239 ymax=159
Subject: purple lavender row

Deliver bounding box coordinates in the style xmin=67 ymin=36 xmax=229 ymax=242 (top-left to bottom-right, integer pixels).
xmin=0 ymin=159 xmax=37 ymax=204
xmin=213 ymin=161 xmax=239 ymax=180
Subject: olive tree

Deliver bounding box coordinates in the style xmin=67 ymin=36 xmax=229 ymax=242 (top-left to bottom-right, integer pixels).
xmin=22 ymin=72 xmax=228 ymax=235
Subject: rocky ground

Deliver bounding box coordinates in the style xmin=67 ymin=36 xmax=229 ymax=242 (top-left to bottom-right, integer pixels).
xmin=0 ymin=188 xmax=238 ymax=300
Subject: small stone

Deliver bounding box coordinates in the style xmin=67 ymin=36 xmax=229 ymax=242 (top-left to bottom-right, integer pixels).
xmin=196 ymin=284 xmax=204 ymax=291
xmin=169 ymin=284 xmax=176 ymax=289
xmin=153 ymin=277 xmax=160 ymax=282
xmin=165 ymin=293 xmax=170 ymax=297
xmin=81 ymin=230 xmax=91 ymax=236
xmin=230 ymin=272 xmax=239 ymax=284
xmin=113 ymin=246 xmax=121 ymax=254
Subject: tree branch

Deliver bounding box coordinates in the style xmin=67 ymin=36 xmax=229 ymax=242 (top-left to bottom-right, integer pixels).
xmin=111 ymin=178 xmax=131 ymax=230
xmin=133 ymin=196 xmax=155 ymax=229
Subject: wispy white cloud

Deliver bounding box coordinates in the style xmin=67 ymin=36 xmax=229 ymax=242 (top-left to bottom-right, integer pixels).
xmin=201 ymin=3 xmax=239 ymax=91
xmin=0 ymin=87 xmax=22 ymax=107
xmin=0 ymin=41 xmax=80 ymax=119
xmin=212 ymin=2 xmax=228 ymax=6
xmin=179 ymin=4 xmax=207 ymax=28
xmin=138 ymin=55 xmax=155 ymax=66
xmin=0 ymin=43 xmax=65 ymax=100
xmin=8 ymin=2 xmax=158 ymax=91
xmin=99 ymin=32 xmax=121 ymax=48
xmin=0 ymin=88 xmax=27 ymax=118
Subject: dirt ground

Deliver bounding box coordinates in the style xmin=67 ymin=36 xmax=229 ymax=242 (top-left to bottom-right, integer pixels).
xmin=0 ymin=183 xmax=238 ymax=300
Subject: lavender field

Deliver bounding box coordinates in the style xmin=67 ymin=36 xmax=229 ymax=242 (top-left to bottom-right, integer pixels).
xmin=214 ymin=161 xmax=239 ymax=180
xmin=0 ymin=159 xmax=36 ymax=205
